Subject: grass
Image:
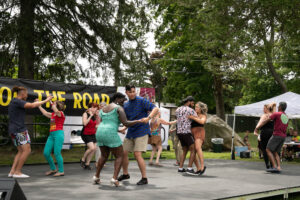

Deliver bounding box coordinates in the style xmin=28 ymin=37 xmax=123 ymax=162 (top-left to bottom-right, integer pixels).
xmin=1 ymin=132 xmax=299 ymax=166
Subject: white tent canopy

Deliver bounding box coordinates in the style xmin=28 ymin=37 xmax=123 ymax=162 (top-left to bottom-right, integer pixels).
xmin=234 ymin=92 xmax=300 ymax=118
xmin=230 ymin=92 xmax=300 ymax=159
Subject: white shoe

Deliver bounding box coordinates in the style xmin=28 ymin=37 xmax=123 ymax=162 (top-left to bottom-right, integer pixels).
xmin=8 ymin=173 xmax=13 ymax=178
xmin=13 ymin=174 xmax=30 ymax=178
xmin=93 ymin=176 xmax=100 ymax=184
xmin=111 ymin=178 xmax=121 ymax=187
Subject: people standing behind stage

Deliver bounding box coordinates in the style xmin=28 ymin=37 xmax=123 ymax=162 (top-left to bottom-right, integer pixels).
xmin=118 ymin=84 xmax=159 ymax=185
xmin=80 ymin=103 xmax=100 ymax=170
xmin=188 ymin=101 xmax=207 ymax=175
xmin=254 ymin=103 xmax=276 ymax=169
xmin=8 ymin=86 xmax=53 ymax=178
xmin=255 ymin=102 xmax=288 ymax=172
xmin=175 ymin=96 xmax=201 ymax=175
xmin=93 ymin=92 xmax=142 ymax=186
xmin=38 ymin=100 xmax=66 ymax=177
xmin=148 ymin=111 xmax=176 ymax=166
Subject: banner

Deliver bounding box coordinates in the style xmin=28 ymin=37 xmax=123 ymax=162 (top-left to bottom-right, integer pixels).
xmin=0 ymin=77 xmax=117 ymax=116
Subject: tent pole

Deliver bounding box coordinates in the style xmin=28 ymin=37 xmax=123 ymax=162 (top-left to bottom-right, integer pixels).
xmin=231 ymin=113 xmax=236 ymax=160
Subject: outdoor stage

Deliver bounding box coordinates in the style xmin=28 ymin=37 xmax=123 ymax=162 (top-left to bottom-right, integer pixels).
xmin=0 ymin=159 xmax=300 ymax=200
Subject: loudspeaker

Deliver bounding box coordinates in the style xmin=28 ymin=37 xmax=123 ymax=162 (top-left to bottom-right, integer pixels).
xmin=0 ymin=178 xmax=26 ymax=200
xmin=240 ymin=151 xmax=251 ymax=158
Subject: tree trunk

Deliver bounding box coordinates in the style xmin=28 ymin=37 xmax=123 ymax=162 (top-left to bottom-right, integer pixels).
xmin=18 ymin=0 xmax=36 ymax=79
xmin=265 ymin=50 xmax=288 ymax=93
xmin=112 ymin=0 xmax=124 ymax=86
xmin=213 ymin=74 xmax=225 ymax=120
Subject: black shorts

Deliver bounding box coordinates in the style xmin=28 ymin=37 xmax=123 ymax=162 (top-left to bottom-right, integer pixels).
xmin=177 ymin=133 xmax=194 ymax=147
xmin=266 ymin=135 xmax=285 ymax=154
xmin=81 ymin=134 xmax=96 ymax=144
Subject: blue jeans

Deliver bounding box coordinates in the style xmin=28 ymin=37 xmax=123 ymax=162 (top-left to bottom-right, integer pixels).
xmin=43 ymin=130 xmax=64 ymax=173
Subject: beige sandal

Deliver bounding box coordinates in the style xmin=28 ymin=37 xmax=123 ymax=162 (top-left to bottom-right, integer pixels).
xmin=53 ymin=172 xmax=64 ymax=177
xmin=45 ymin=170 xmax=58 ymax=176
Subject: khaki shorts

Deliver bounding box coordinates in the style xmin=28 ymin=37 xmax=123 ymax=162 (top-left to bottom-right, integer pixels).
xmin=123 ymin=134 xmax=149 ymax=152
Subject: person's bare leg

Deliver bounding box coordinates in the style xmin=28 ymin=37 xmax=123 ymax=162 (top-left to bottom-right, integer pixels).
xmin=14 ymin=144 xmax=31 ymax=175
xmin=111 ymin=146 xmax=124 ymax=180
xmin=266 ymin=148 xmax=276 ymax=169
xmin=179 ymin=146 xmax=188 ymax=168
xmin=196 ymin=139 xmax=205 ymax=170
xmin=134 ymin=151 xmax=147 ymax=178
xmin=188 ymin=144 xmax=196 ymax=168
xmin=82 ymin=142 xmax=95 ymax=165
xmin=9 ymin=146 xmax=23 ymax=175
xmin=122 ymin=150 xmax=129 ymax=175
xmin=95 ymin=146 xmax=109 ymax=178
xmin=274 ymin=152 xmax=281 ymax=170
xmin=149 ymin=145 xmax=156 ymax=164
xmin=155 ymin=145 xmax=162 ymax=164
xmin=85 ymin=143 xmax=97 ymax=166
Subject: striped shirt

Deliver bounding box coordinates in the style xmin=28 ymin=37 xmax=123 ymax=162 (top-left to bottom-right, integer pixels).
xmin=124 ymin=96 xmax=156 ymax=139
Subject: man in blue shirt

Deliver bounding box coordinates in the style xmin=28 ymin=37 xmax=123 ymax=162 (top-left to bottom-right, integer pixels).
xmin=118 ymin=84 xmax=159 ymax=185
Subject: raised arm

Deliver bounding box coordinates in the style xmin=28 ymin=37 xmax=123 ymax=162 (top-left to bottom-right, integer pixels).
xmin=159 ymin=119 xmax=177 ymax=126
xmin=118 ymin=107 xmax=140 ymax=127
xmin=38 ymin=106 xmax=52 ymax=119
xmin=24 ymin=96 xmax=53 ymax=109
xmin=51 ymin=102 xmax=62 ymax=117
xmin=188 ymin=115 xmax=207 ymax=124
xmin=82 ymin=111 xmax=94 ymax=126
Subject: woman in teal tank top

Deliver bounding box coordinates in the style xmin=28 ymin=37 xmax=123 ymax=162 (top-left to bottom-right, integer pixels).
xmin=94 ymin=92 xmax=141 ymax=186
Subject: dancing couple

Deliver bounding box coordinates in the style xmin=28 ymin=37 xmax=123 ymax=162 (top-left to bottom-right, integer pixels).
xmin=175 ymin=96 xmax=207 ymax=175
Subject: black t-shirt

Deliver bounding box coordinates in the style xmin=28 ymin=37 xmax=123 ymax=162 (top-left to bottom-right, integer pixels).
xmin=8 ymin=98 xmax=27 ymax=134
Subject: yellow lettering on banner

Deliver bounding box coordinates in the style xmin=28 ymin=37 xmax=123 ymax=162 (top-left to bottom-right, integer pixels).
xmin=33 ymin=90 xmax=44 ymax=101
xmin=57 ymin=91 xmax=66 ymax=102
xmin=13 ymin=92 xmax=17 ymax=98
xmin=83 ymin=93 xmax=93 ymax=109
xmin=73 ymin=92 xmax=82 ymax=109
xmin=0 ymin=87 xmax=12 ymax=106
xmin=101 ymin=94 xmax=110 ymax=105
xmin=93 ymin=93 xmax=100 ymax=104
xmin=45 ymin=91 xmax=57 ymax=108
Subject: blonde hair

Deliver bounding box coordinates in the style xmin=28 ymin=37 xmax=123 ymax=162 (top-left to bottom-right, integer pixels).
xmin=196 ymin=101 xmax=208 ymax=115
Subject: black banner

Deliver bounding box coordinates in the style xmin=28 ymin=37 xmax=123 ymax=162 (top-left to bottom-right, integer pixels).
xmin=0 ymin=77 xmax=117 ymax=116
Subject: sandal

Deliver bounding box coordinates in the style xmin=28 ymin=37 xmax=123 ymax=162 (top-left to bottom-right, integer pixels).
xmin=111 ymin=178 xmax=121 ymax=187
xmin=45 ymin=170 xmax=58 ymax=176
xmin=93 ymin=176 xmax=100 ymax=184
xmin=80 ymin=159 xmax=85 ymax=168
xmin=53 ymin=172 xmax=65 ymax=177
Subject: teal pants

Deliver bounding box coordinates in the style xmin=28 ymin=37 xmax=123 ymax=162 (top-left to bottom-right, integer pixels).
xmin=43 ymin=130 xmax=64 ymax=173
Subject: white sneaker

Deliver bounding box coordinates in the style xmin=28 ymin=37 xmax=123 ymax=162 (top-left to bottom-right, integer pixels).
xmin=13 ymin=174 xmax=30 ymax=178
xmin=8 ymin=173 xmax=13 ymax=178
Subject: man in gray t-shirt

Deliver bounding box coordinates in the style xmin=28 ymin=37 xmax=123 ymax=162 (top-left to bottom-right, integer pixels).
xmin=8 ymin=98 xmax=27 ymax=135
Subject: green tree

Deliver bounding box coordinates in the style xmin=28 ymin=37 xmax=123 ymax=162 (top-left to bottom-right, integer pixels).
xmin=0 ymin=0 xmax=150 ymax=84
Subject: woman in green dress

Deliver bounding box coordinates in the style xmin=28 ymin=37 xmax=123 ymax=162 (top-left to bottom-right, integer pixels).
xmin=93 ymin=92 xmax=142 ymax=186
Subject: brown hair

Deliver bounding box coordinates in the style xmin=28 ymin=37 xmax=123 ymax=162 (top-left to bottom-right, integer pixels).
xmin=12 ymin=86 xmax=27 ymax=94
xmin=88 ymin=102 xmax=99 ymax=109
xmin=56 ymin=101 xmax=65 ymax=111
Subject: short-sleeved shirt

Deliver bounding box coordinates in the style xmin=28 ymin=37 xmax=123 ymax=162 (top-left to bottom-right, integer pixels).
xmin=270 ymin=112 xmax=289 ymax=138
xmin=8 ymin=98 xmax=27 ymax=134
xmin=50 ymin=111 xmax=65 ymax=132
xmin=175 ymin=106 xmax=197 ymax=134
xmin=124 ymin=96 xmax=156 ymax=139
